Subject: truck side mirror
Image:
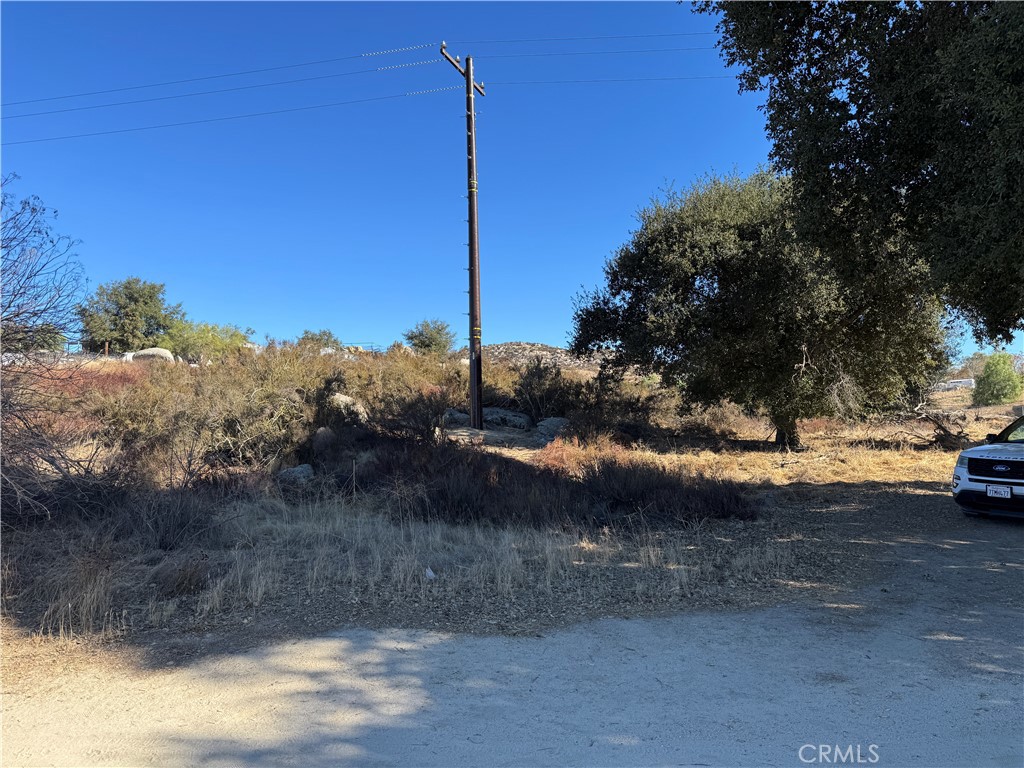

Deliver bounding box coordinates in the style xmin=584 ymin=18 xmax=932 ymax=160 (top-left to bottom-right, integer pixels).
xmin=985 ymin=433 xmax=999 ymax=443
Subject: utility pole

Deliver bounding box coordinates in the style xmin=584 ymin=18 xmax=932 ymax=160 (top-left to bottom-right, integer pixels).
xmin=441 ymin=41 xmax=486 ymax=430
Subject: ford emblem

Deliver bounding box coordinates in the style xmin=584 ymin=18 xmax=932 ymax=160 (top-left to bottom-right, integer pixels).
xmin=993 ymin=464 xmax=1011 ymax=472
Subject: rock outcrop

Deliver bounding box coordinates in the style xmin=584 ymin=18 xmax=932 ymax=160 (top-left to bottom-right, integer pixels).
xmin=482 ymin=407 xmax=533 ymax=430
xmin=536 ymin=417 xmax=570 ymax=439
xmin=277 ymin=464 xmax=314 ymax=484
xmin=133 ymin=347 xmax=175 ymax=363
xmin=327 ymin=393 xmax=369 ymax=426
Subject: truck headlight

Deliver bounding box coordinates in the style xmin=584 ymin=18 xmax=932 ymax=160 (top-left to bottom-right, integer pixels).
xmin=955 ymin=454 xmax=969 ymax=468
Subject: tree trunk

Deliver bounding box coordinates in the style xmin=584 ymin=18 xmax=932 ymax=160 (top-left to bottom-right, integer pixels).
xmin=771 ymin=414 xmax=805 ymax=451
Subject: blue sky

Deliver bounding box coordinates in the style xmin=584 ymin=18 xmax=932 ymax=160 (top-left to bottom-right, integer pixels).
xmin=2 ymin=2 xmax=1016 ymax=356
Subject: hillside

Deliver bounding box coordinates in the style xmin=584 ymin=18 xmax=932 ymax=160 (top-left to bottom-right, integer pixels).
xmin=461 ymin=341 xmax=605 ymax=372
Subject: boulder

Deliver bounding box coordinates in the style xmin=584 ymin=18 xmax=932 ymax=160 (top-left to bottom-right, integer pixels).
xmin=133 ymin=347 xmax=174 ymax=363
xmin=536 ymin=417 xmax=570 ymax=439
xmin=277 ymin=464 xmax=314 ymax=484
xmin=311 ymin=426 xmax=337 ymax=456
xmin=482 ymin=407 xmax=532 ymax=430
xmin=327 ymin=393 xmax=369 ymax=426
xmin=444 ymin=408 xmax=472 ymax=427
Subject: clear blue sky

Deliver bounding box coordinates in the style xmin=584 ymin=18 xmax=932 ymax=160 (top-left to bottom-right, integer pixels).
xmin=2 ymin=2 xmax=1015 ymax=356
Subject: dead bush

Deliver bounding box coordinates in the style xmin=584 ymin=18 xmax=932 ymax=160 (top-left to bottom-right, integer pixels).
xmin=84 ymin=352 xmax=323 ymax=487
xmin=365 ymin=438 xmax=755 ymax=529
xmin=481 ymin=358 xmax=519 ymax=408
xmin=568 ymin=370 xmax=683 ymax=440
xmin=514 ymin=357 xmax=587 ymax=421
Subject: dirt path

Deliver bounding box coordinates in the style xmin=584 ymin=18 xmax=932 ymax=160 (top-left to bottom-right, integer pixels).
xmin=4 ymin=515 xmax=1022 ymax=768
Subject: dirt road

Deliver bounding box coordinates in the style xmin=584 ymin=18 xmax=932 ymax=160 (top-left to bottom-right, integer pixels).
xmin=4 ymin=516 xmax=1022 ymax=768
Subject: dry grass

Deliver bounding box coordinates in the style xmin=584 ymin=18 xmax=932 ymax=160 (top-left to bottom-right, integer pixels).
xmin=2 ymin=459 xmax=772 ymax=640
xmin=5 ymin=357 xmax=1021 ymax=646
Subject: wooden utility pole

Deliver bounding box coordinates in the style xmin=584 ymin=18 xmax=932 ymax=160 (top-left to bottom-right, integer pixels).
xmin=441 ymin=41 xmax=485 ymax=430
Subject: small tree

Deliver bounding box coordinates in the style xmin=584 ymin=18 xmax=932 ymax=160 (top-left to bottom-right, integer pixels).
xmin=950 ymin=352 xmax=990 ymax=381
xmin=973 ymin=352 xmax=1024 ymax=406
xmin=158 ymin=319 xmax=251 ymax=362
xmin=1 ymin=177 xmax=84 ymax=355
xmin=77 ymin=276 xmax=184 ymax=353
xmin=1 ymin=175 xmax=87 ymax=515
xmin=403 ymin=319 xmax=456 ymax=357
xmin=296 ymin=328 xmax=342 ymax=351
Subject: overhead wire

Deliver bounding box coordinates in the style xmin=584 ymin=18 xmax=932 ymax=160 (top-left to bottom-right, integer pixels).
xmin=1 ymin=86 xmax=462 ymax=146
xmin=476 ymin=46 xmax=716 ymax=59
xmin=451 ymin=32 xmax=717 ymax=43
xmin=3 ymin=59 xmax=441 ymax=120
xmin=488 ymin=75 xmax=732 ymax=85
xmin=0 ymin=42 xmax=439 ymax=106
xmin=2 ymin=34 xmax=719 ymax=108
xmin=2 ymin=35 xmax=730 ymax=145
xmin=2 ymin=72 xmax=738 ymax=146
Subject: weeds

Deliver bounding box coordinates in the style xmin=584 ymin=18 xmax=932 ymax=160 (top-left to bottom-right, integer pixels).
xmin=3 ymin=343 xmax=1007 ymax=642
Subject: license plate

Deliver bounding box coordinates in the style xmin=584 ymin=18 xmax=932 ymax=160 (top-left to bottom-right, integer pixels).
xmin=986 ymin=485 xmax=1012 ymax=499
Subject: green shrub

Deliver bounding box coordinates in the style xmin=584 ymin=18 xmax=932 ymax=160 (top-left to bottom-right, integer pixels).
xmin=403 ymin=319 xmax=456 ymax=356
xmin=973 ymin=352 xmax=1023 ymax=406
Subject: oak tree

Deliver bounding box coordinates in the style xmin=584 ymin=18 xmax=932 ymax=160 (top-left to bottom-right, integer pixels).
xmin=571 ymin=173 xmax=947 ymax=448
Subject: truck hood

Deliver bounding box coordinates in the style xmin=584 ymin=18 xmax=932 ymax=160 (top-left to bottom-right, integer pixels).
xmin=961 ymin=443 xmax=1024 ymax=461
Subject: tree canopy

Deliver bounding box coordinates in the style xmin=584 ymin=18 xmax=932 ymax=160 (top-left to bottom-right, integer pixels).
xmin=697 ymin=1 xmax=1024 ymax=342
xmin=403 ymin=319 xmax=456 ymax=357
xmin=571 ymin=173 xmax=947 ymax=447
xmin=77 ymin=277 xmax=184 ymax=353
xmin=157 ymin=319 xmax=251 ymax=362
xmin=296 ymin=328 xmax=342 ymax=351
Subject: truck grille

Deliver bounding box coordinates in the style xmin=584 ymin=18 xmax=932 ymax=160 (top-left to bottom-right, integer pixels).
xmin=967 ymin=458 xmax=1024 ymax=480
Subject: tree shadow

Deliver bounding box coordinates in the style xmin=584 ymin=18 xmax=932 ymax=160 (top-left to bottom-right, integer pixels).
xmin=4 ymin=469 xmax=1022 ymax=767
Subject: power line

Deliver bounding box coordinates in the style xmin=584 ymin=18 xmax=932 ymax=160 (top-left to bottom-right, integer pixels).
xmin=477 ymin=46 xmax=716 ymax=60
xmin=0 ymin=42 xmax=439 ymax=107
xmin=3 ymin=73 xmax=736 ymax=146
xmin=4 ymin=59 xmax=441 ymax=120
xmin=489 ymin=74 xmax=732 ymax=85
xmin=2 ymin=37 xmax=720 ymax=110
xmin=1 ymin=86 xmax=462 ymax=146
xmin=451 ymin=32 xmax=717 ymax=44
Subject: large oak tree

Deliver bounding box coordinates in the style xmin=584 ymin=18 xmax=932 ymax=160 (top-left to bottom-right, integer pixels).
xmin=698 ymin=1 xmax=1023 ymax=342
xmin=571 ymin=173 xmax=947 ymax=448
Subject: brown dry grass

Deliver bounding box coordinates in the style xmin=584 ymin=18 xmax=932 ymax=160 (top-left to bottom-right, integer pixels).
xmin=4 ymin=361 xmax=1021 ymax=653
xmin=0 ymin=408 xmax=988 ymax=646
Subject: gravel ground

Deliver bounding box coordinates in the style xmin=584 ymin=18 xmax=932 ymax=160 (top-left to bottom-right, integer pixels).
xmin=4 ymin=510 xmax=1021 ymax=768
